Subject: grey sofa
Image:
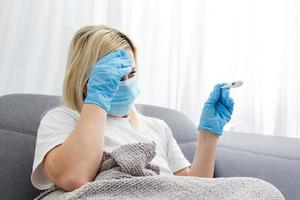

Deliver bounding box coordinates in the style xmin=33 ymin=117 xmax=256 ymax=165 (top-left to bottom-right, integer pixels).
xmin=0 ymin=94 xmax=299 ymax=200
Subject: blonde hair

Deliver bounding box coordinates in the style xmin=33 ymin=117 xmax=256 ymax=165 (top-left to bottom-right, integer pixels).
xmin=62 ymin=25 xmax=149 ymax=131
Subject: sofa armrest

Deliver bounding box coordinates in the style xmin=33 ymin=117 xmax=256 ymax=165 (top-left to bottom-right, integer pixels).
xmin=215 ymin=131 xmax=300 ymax=200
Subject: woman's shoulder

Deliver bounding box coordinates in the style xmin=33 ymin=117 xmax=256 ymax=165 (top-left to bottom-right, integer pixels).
xmin=40 ymin=105 xmax=80 ymax=123
xmin=35 ymin=106 xmax=79 ymax=139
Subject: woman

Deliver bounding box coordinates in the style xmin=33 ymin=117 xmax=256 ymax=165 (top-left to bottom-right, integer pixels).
xmin=31 ymin=25 xmax=234 ymax=192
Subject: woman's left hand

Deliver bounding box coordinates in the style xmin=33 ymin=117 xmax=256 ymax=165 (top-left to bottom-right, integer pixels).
xmin=197 ymin=83 xmax=234 ymax=136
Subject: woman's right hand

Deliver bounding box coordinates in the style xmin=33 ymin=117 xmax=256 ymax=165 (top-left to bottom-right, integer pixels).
xmin=84 ymin=49 xmax=132 ymax=112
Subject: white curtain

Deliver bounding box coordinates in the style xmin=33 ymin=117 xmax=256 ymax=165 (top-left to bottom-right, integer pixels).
xmin=0 ymin=0 xmax=299 ymax=138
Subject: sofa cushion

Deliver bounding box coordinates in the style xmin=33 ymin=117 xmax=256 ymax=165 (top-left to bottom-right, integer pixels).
xmin=216 ymin=131 xmax=300 ymax=200
xmin=0 ymin=94 xmax=62 ymax=137
xmin=0 ymin=129 xmax=41 ymax=199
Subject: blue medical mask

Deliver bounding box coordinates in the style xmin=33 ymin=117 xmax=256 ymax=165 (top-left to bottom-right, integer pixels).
xmin=108 ymin=76 xmax=140 ymax=116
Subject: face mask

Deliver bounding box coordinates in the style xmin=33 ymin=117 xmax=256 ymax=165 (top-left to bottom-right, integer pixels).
xmin=108 ymin=76 xmax=140 ymax=116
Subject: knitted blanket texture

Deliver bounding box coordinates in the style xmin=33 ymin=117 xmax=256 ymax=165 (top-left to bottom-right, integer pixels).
xmin=34 ymin=142 xmax=285 ymax=200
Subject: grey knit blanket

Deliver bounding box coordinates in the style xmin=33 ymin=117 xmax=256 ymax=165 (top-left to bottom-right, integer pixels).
xmin=34 ymin=142 xmax=285 ymax=200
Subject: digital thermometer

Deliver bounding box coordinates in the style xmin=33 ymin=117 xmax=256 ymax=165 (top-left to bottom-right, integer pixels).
xmin=228 ymin=80 xmax=243 ymax=88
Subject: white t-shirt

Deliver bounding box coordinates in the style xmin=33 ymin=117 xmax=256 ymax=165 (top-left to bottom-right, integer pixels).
xmin=31 ymin=106 xmax=191 ymax=190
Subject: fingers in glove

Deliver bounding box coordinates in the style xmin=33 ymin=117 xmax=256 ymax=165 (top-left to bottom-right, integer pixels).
xmin=207 ymin=83 xmax=228 ymax=104
xmin=225 ymin=97 xmax=234 ymax=113
xmin=216 ymin=101 xmax=232 ymax=121
xmin=114 ymin=57 xmax=132 ymax=69
xmin=98 ymin=48 xmax=129 ymax=64
xmin=118 ymin=66 xmax=133 ymax=78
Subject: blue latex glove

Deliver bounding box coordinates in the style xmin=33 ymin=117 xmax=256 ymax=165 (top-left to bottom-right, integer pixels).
xmin=84 ymin=49 xmax=132 ymax=112
xmin=197 ymin=83 xmax=234 ymax=136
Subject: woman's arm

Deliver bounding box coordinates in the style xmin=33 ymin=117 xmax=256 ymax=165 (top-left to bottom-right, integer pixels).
xmin=40 ymin=49 xmax=133 ymax=192
xmin=42 ymin=49 xmax=132 ymax=191
xmin=174 ymin=130 xmax=218 ymax=177
xmin=174 ymin=83 xmax=233 ymax=177
xmin=42 ymin=104 xmax=106 ymax=191
xmin=188 ymin=130 xmax=218 ymax=177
